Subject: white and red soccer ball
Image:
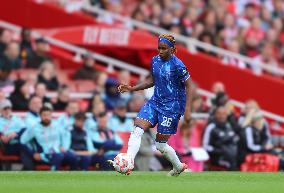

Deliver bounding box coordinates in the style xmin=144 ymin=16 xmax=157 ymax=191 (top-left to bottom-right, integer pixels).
xmin=113 ymin=153 xmax=134 ymax=175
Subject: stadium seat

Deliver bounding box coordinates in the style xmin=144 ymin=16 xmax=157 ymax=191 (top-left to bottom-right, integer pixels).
xmin=0 ymin=149 xmax=20 ymax=170
xmin=206 ymin=161 xmax=228 ymax=171
xmin=35 ymin=164 xmax=51 ymax=171
xmin=17 ymin=69 xmax=38 ymax=80
xmin=75 ymin=80 xmax=96 ymax=92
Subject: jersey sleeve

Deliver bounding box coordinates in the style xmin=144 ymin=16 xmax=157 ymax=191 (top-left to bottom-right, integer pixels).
xmin=177 ymin=62 xmax=190 ymax=82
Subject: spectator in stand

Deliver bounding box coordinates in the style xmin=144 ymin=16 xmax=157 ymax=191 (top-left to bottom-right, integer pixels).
xmin=52 ymin=85 xmax=70 ymax=110
xmin=219 ymin=14 xmax=239 ymax=46
xmin=65 ymin=112 xmax=97 ymax=170
xmin=88 ymin=91 xmax=103 ymax=112
xmin=0 ymin=29 xmax=12 ymax=54
xmin=118 ymin=69 xmax=132 ymax=102
xmin=128 ymin=93 xmax=145 ymax=112
xmin=103 ymin=78 xmax=121 ymax=110
xmin=242 ymin=33 xmax=261 ymax=58
xmin=222 ymin=40 xmax=247 ymax=69
xmin=73 ymin=53 xmax=97 ymax=80
xmin=238 ymin=111 xmax=274 ymax=165
xmin=0 ymin=41 xmax=21 ymax=70
xmin=0 ymin=40 xmax=15 ymax=93
xmin=191 ymin=95 xmax=207 ymax=113
xmin=20 ymin=96 xmax=43 ymax=170
xmin=203 ymin=106 xmax=239 ymax=170
xmin=9 ymin=80 xmax=31 ymax=110
xmin=85 ymin=101 xmax=106 ymax=134
xmin=150 ymin=2 xmax=162 ymax=26
xmin=89 ymin=111 xmax=123 ymax=170
xmin=0 ymin=60 xmax=13 ymax=93
xmin=38 ymin=61 xmax=60 ymax=91
xmin=160 ymin=11 xmax=174 ymax=30
xmin=212 ymin=81 xmax=225 ymax=94
xmin=20 ymin=28 xmax=33 ymax=67
xmin=253 ymin=43 xmax=279 ymax=76
xmin=56 ymin=101 xmax=79 ymax=131
xmin=108 ymin=99 xmax=134 ymax=133
xmin=198 ymin=31 xmax=216 ymax=55
xmin=24 ymin=96 xmax=43 ymax=130
xmin=94 ymin=72 xmax=108 ymax=94
xmin=33 ymin=83 xmax=50 ymax=103
xmin=26 ymin=38 xmax=51 ymax=69
xmin=206 ymin=81 xmax=225 ymax=108
xmin=243 ymin=17 xmax=265 ymax=45
xmin=210 ymin=91 xmax=240 ymax=134
xmin=0 ymin=99 xmax=25 ymax=155
xmin=238 ymin=99 xmax=260 ymax=128
xmin=203 ymin=10 xmax=218 ymax=36
xmin=21 ymin=106 xmax=78 ymax=171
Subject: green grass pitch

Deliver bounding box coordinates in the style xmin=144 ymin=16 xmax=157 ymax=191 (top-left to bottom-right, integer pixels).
xmin=0 ymin=171 xmax=283 ymax=193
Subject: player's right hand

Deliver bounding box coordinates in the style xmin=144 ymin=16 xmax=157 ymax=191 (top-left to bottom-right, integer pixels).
xmin=117 ymin=84 xmax=132 ymax=93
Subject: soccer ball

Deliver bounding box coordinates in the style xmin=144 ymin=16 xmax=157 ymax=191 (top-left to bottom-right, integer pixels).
xmin=113 ymin=153 xmax=134 ymax=175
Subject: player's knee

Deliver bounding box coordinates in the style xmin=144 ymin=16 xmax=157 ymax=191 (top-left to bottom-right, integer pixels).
xmin=134 ymin=118 xmax=152 ymax=130
xmin=155 ymin=141 xmax=167 ymax=153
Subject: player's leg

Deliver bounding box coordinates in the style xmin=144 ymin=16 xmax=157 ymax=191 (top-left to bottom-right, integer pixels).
xmin=156 ymin=113 xmax=187 ymax=176
xmin=126 ymin=102 xmax=158 ymax=160
xmin=155 ymin=133 xmax=184 ymax=170
xmin=126 ymin=119 xmax=152 ymax=159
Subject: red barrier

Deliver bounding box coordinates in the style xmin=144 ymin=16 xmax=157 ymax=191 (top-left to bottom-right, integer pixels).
xmin=0 ymin=0 xmax=95 ymax=28
xmin=177 ymin=49 xmax=284 ymax=117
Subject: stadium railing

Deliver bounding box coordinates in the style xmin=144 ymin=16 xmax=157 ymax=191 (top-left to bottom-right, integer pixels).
xmin=82 ymin=5 xmax=284 ymax=77
xmin=0 ymin=20 xmax=149 ymax=80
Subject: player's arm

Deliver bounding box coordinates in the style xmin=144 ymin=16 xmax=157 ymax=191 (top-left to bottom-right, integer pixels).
xmin=118 ymin=74 xmax=154 ymax=93
xmin=183 ymin=77 xmax=192 ymax=125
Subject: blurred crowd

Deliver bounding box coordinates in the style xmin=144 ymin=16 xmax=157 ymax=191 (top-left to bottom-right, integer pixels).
xmin=0 ymin=27 xmax=147 ymax=170
xmin=92 ymin=0 xmax=284 ymax=77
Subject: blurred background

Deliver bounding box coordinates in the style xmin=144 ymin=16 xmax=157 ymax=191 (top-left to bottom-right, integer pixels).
xmin=0 ymin=0 xmax=284 ymax=172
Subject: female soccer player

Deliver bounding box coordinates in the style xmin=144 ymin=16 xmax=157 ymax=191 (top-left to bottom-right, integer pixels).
xmin=117 ymin=34 xmax=191 ymax=176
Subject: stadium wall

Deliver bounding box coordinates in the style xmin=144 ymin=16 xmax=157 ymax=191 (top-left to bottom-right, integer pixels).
xmin=0 ymin=0 xmax=95 ymax=28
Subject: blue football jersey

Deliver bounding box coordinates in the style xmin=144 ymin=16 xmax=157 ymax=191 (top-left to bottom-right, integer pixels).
xmin=149 ymin=55 xmax=190 ymax=115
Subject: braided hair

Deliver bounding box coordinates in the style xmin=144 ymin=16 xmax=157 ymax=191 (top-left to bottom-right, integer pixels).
xmin=158 ymin=34 xmax=177 ymax=54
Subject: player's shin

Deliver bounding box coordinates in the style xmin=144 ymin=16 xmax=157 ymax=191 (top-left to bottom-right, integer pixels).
xmin=126 ymin=126 xmax=144 ymax=160
xmin=155 ymin=141 xmax=183 ymax=170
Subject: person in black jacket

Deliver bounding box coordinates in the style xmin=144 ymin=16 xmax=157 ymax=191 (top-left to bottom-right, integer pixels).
xmin=0 ymin=41 xmax=21 ymax=70
xmin=238 ymin=111 xmax=273 ymax=165
xmin=203 ymin=106 xmax=239 ymax=170
xmin=73 ymin=53 xmax=96 ymax=80
xmin=37 ymin=61 xmax=60 ymax=91
xmin=9 ymin=80 xmax=31 ymax=110
xmin=68 ymin=112 xmax=97 ymax=170
xmin=26 ymin=38 xmax=51 ymax=69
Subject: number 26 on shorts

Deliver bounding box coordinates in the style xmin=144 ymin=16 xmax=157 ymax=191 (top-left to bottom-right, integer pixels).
xmin=161 ymin=116 xmax=172 ymax=127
